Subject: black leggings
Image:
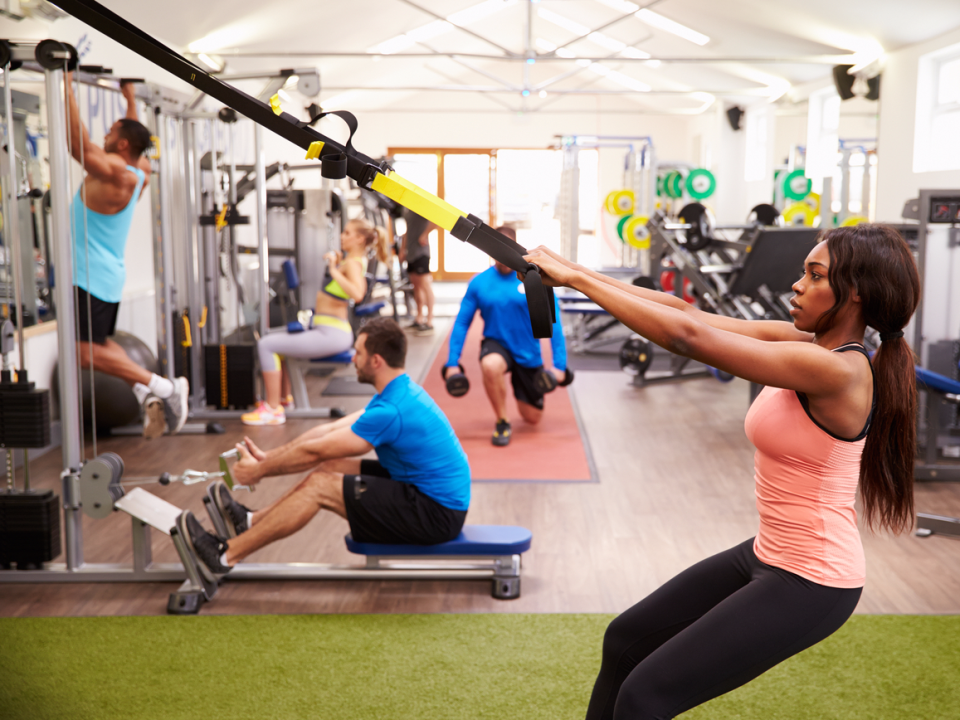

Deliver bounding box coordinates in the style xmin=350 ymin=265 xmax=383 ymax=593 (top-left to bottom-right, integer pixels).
xmin=586 ymin=538 xmax=862 ymax=720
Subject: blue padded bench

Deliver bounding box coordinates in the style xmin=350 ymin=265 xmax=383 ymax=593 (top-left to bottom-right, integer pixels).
xmin=345 ymin=525 xmax=533 ymax=599
xmin=917 ymin=365 xmax=960 ymax=396
xmin=284 ymin=349 xmax=355 ymax=419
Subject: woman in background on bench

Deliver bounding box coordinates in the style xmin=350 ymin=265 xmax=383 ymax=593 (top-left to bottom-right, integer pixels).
xmin=525 ymin=224 xmax=919 ymax=720
xmin=242 ymin=218 xmax=389 ymax=426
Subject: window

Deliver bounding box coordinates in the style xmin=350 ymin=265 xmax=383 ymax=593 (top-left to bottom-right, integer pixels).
xmin=914 ymin=42 xmax=960 ymax=173
xmin=805 ymin=87 xmax=840 ymax=180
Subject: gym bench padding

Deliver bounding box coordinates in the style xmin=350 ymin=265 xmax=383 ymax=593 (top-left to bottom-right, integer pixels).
xmin=345 ymin=525 xmax=532 ymax=556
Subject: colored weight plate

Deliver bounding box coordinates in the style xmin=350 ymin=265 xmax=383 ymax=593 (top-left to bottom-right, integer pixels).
xmin=612 ymin=189 xmax=635 ymax=216
xmin=603 ymin=190 xmax=619 ymax=215
xmin=803 ymin=191 xmax=821 ymax=214
xmin=782 ymin=169 xmax=812 ymax=201
xmin=665 ymin=170 xmax=683 ymax=199
xmin=656 ymin=174 xmax=663 ymax=197
xmin=783 ymin=202 xmax=817 ymax=226
xmin=616 ymin=214 xmax=632 ymax=243
xmin=840 ymin=215 xmax=869 ymax=227
xmin=684 ymin=168 xmax=716 ymax=200
xmin=623 ymin=215 xmax=651 ymax=250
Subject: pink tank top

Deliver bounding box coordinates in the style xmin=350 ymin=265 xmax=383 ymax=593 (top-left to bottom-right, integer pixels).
xmin=743 ymin=344 xmax=872 ymax=588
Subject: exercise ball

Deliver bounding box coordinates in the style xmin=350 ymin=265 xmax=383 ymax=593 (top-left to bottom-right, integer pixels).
xmin=52 ymin=330 xmax=160 ymax=433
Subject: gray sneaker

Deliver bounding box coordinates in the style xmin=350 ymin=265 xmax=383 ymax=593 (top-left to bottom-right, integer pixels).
xmin=164 ymin=377 xmax=190 ymax=435
xmin=142 ymin=396 xmax=167 ymax=440
xmin=179 ymin=511 xmax=231 ymax=584
xmin=207 ymin=481 xmax=251 ymax=539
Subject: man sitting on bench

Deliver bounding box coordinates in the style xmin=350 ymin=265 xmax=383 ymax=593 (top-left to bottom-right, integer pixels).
xmin=183 ymin=318 xmax=471 ymax=576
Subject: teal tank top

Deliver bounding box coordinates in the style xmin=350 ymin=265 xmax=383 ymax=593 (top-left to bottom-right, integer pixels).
xmin=71 ymin=165 xmax=146 ymax=303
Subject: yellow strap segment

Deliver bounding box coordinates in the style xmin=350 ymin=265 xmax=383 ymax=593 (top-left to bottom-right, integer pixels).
xmin=198 ymin=306 xmax=208 ymax=329
xmin=215 ymin=205 xmax=228 ymax=232
xmin=305 ymin=141 xmax=325 ymax=160
xmin=270 ymin=93 xmax=282 ymax=115
xmin=181 ymin=315 xmax=192 ymax=347
xmin=370 ymin=171 xmax=466 ymax=231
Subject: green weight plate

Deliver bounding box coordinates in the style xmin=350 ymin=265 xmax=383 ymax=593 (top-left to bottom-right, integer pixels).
xmin=685 ymin=168 xmax=716 ymax=200
xmin=782 ymin=169 xmax=812 ymax=201
xmin=616 ymin=214 xmax=632 ymax=243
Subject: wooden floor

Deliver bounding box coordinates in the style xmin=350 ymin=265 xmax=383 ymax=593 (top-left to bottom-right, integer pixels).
xmin=3 ymin=315 xmax=960 ymax=617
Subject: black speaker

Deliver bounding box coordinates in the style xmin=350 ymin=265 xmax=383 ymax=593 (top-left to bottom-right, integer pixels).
xmin=865 ymin=73 xmax=881 ymax=101
xmin=833 ymin=64 xmax=856 ymax=100
xmin=726 ymin=106 xmax=743 ymax=131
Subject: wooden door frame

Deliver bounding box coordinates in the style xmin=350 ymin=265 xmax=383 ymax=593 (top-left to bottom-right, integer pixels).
xmin=388 ymin=147 xmax=496 ymax=281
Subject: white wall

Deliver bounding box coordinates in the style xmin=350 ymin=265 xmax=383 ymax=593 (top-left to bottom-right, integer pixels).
xmin=875 ymin=25 xmax=960 ymax=221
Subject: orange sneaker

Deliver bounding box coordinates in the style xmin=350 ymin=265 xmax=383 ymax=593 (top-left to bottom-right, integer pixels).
xmin=241 ymin=401 xmax=286 ymax=426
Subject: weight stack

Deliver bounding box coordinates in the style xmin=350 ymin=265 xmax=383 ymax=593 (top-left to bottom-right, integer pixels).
xmin=0 ymin=371 xmax=51 ymax=449
xmin=0 ymin=489 xmax=61 ymax=569
xmin=203 ymin=344 xmax=256 ymax=410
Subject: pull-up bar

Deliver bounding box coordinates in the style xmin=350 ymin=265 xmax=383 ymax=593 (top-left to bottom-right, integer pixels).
xmin=47 ymin=0 xmax=557 ymax=338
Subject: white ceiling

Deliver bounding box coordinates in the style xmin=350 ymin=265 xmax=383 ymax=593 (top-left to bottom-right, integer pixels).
xmin=49 ymin=0 xmax=960 ymax=114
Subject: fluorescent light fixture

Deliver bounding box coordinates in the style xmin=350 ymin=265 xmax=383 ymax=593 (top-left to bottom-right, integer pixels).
xmin=621 ymin=47 xmax=651 ymax=60
xmin=765 ymin=79 xmax=791 ymax=103
xmin=196 ymin=53 xmax=224 ymax=72
xmin=539 ymin=9 xmax=653 ymax=62
xmin=588 ymin=32 xmax=626 ymax=53
xmin=370 ymin=0 xmax=514 ymax=54
xmin=406 ymin=20 xmax=452 ymax=43
xmin=589 ymin=64 xmax=651 ymax=92
xmin=848 ymin=42 xmax=885 ymax=75
xmin=448 ymin=0 xmax=516 ymax=26
xmin=636 ymin=8 xmax=709 ymax=46
xmin=594 ymin=0 xmax=639 ymax=13
xmin=539 ymin=89 xmax=548 ymax=98
xmin=537 ymin=7 xmax=589 ymax=35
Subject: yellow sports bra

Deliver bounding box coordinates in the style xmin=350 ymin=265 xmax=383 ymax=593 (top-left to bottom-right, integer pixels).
xmin=321 ymin=255 xmax=368 ymax=300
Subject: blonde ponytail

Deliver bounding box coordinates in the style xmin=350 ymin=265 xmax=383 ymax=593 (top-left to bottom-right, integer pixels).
xmin=373 ymin=226 xmax=390 ymax=263
xmin=349 ymin=218 xmax=390 ymax=263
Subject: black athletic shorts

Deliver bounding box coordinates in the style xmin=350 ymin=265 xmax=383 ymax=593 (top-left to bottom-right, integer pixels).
xmin=75 ymin=286 xmax=119 ymax=344
xmin=342 ymin=459 xmax=466 ymax=545
xmin=479 ymin=337 xmax=546 ymax=410
xmin=406 ymin=255 xmax=431 ymax=275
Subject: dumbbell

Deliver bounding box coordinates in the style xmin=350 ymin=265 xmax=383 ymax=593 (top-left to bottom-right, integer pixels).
xmin=442 ymin=364 xmax=470 ymax=397
xmin=533 ymin=367 xmax=575 ymax=394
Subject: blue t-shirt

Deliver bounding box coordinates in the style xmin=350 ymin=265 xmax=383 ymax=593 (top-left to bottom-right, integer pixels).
xmin=351 ymin=374 xmax=471 ymax=511
xmin=447 ymin=266 xmax=566 ymax=370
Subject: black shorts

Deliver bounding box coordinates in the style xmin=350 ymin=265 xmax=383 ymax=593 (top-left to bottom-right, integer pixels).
xmin=342 ymin=460 xmax=466 ymax=545
xmin=406 ymin=255 xmax=431 ymax=275
xmin=75 ymin=287 xmax=119 ymax=344
xmin=479 ymin=337 xmax=546 ymax=410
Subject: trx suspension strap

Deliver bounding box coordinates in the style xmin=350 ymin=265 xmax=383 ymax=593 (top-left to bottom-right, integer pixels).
xmin=49 ymin=0 xmax=556 ymax=338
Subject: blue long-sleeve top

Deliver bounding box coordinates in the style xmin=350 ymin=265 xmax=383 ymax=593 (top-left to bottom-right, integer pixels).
xmin=446 ymin=266 xmax=567 ymax=371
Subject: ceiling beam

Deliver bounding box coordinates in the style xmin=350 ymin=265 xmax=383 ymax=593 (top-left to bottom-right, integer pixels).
xmin=393 ymin=0 xmax=517 ymax=57
xmin=215 ymin=50 xmax=856 ymax=64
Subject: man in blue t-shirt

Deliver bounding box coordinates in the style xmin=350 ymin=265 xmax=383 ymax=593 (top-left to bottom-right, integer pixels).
xmin=445 ymin=226 xmax=568 ymax=447
xmin=181 ymin=318 xmax=471 ymax=577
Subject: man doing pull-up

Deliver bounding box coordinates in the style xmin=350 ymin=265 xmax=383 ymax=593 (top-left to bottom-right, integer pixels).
xmin=66 ymin=73 xmax=188 ymax=437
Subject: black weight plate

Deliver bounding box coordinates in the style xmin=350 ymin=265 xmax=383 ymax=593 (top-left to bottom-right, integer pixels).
xmin=679 ymin=202 xmax=711 ymax=251
xmin=619 ymin=336 xmax=653 ymax=376
xmin=748 ymin=203 xmax=780 ymax=226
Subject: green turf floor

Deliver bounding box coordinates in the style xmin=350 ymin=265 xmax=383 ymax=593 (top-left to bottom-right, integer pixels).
xmin=2 ymin=614 xmax=958 ymax=719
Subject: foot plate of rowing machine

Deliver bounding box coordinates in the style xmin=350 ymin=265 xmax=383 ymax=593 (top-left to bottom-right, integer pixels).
xmin=167 ymin=590 xmax=204 ymax=615
xmin=493 ymin=576 xmax=520 ymax=599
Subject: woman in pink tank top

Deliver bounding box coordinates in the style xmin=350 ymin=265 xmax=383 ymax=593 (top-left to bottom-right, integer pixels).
xmin=525 ymin=225 xmax=920 ymax=720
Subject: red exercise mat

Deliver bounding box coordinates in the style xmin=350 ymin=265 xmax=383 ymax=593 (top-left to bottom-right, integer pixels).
xmin=421 ymin=321 xmax=595 ymax=482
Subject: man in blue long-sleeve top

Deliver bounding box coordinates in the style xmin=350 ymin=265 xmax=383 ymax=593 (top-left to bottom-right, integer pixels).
xmin=445 ymin=226 xmax=567 ymax=447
